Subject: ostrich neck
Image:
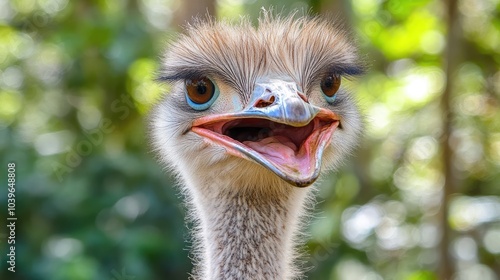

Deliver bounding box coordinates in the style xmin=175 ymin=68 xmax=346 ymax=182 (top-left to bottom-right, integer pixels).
xmin=188 ymin=175 xmax=310 ymax=280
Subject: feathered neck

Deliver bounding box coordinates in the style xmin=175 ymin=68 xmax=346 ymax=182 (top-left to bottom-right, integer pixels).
xmin=183 ymin=167 xmax=310 ymax=280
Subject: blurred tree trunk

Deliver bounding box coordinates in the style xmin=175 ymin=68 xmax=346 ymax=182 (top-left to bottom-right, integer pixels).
xmin=310 ymin=0 xmax=352 ymax=24
xmin=172 ymin=0 xmax=216 ymax=27
xmin=439 ymin=0 xmax=460 ymax=279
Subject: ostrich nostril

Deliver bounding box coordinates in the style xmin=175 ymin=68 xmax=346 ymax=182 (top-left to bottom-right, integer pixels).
xmin=298 ymin=92 xmax=309 ymax=103
xmin=255 ymin=95 xmax=276 ymax=108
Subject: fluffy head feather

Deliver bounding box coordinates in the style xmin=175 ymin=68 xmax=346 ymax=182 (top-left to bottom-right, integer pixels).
xmin=149 ymin=12 xmax=364 ymax=279
xmin=152 ymin=14 xmax=363 ymax=186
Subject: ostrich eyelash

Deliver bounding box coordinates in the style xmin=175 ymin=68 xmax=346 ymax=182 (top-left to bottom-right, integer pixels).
xmin=156 ymin=68 xmax=240 ymax=92
xmin=156 ymin=64 xmax=364 ymax=86
xmin=156 ymin=68 xmax=215 ymax=82
xmin=327 ymin=64 xmax=365 ymax=77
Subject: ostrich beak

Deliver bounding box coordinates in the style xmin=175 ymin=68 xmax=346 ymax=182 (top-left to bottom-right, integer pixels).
xmin=191 ymin=80 xmax=340 ymax=187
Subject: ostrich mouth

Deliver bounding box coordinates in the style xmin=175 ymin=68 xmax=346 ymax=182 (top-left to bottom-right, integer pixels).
xmin=191 ymin=109 xmax=339 ymax=187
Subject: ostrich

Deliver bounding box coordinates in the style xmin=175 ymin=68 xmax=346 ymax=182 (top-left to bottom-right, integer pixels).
xmin=150 ymin=13 xmax=363 ymax=280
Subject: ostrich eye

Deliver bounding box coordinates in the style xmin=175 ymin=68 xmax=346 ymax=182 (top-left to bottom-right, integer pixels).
xmin=185 ymin=77 xmax=219 ymax=110
xmin=320 ymin=74 xmax=341 ymax=103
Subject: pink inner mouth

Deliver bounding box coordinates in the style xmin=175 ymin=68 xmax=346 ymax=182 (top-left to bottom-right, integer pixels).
xmin=191 ymin=112 xmax=339 ymax=186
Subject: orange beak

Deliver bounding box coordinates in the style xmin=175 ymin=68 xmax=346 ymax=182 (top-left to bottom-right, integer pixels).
xmin=191 ymin=80 xmax=339 ymax=187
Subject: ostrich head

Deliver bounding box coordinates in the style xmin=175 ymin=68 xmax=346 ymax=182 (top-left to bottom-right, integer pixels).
xmin=150 ymin=14 xmax=363 ymax=279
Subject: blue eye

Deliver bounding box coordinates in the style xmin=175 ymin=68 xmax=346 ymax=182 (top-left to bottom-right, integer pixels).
xmin=185 ymin=77 xmax=219 ymax=110
xmin=321 ymin=74 xmax=341 ymax=103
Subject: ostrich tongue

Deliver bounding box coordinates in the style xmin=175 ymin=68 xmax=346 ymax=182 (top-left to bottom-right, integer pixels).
xmin=240 ymin=119 xmax=337 ymax=181
xmin=191 ymin=114 xmax=339 ymax=187
xmin=244 ymin=134 xmax=310 ymax=174
xmin=245 ymin=135 xmax=298 ymax=156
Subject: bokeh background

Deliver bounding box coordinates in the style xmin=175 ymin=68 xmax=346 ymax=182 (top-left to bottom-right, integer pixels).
xmin=1 ymin=0 xmax=500 ymax=279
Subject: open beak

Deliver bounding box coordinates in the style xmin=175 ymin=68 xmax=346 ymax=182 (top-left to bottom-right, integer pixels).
xmin=191 ymin=80 xmax=340 ymax=187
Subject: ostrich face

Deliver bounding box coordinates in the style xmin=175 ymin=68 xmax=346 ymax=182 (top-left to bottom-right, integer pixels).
xmin=151 ymin=16 xmax=363 ymax=188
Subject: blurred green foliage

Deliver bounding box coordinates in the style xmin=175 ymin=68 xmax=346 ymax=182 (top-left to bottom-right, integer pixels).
xmin=1 ymin=0 xmax=500 ymax=279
